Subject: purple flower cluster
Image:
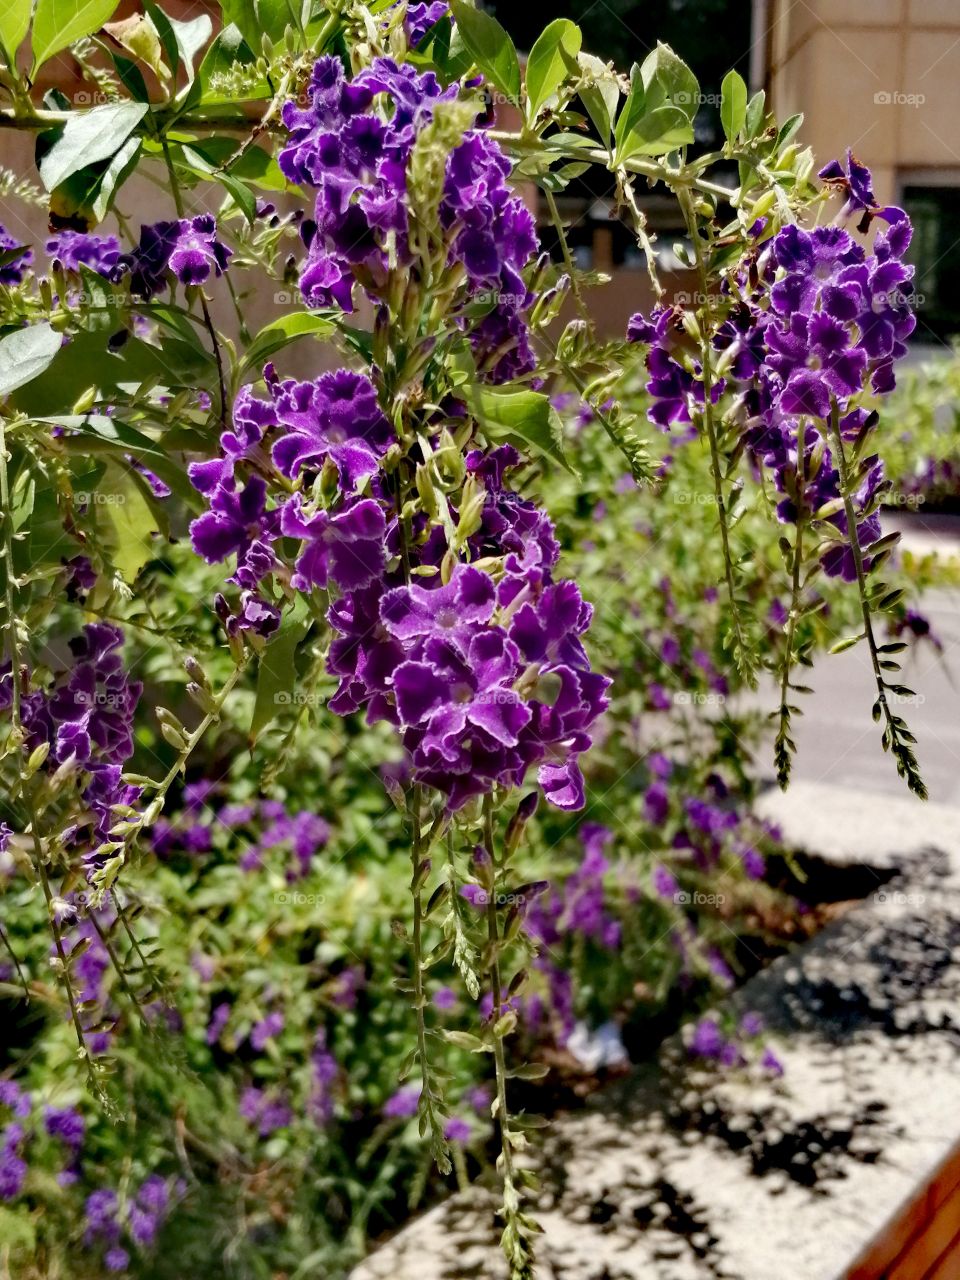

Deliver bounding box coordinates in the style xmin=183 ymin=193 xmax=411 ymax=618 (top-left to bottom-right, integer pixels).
xmin=46 ymin=230 xmax=122 ymax=277
xmin=152 ymin=791 xmax=330 ymax=883
xmin=0 ymin=624 xmax=142 ymax=856
xmin=189 ymin=363 xmax=608 ymax=811
xmin=104 ymin=216 xmax=231 ymax=299
xmin=239 ymin=1085 xmax=293 ymax=1136
xmin=688 ymin=1012 xmax=783 ymax=1075
xmin=628 ymin=156 xmax=915 ymax=580
xmin=279 ymin=55 xmax=538 ymax=381
xmin=0 ymin=1083 xmax=31 ymax=1201
xmin=83 ymin=1174 xmax=181 ymax=1270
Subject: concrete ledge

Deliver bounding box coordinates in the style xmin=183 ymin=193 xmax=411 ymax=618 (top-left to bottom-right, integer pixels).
xmin=351 ymin=784 xmax=960 ymax=1280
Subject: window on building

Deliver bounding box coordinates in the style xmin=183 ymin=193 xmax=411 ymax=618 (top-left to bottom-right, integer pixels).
xmin=902 ymin=186 xmax=960 ymax=340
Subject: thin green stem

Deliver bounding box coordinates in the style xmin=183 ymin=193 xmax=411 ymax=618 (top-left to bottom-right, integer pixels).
xmin=678 ymin=188 xmax=754 ymax=682
xmin=483 ymin=796 xmax=533 ymax=1280
xmin=775 ymin=418 xmax=806 ymax=787
xmin=543 ymin=185 xmax=589 ymax=323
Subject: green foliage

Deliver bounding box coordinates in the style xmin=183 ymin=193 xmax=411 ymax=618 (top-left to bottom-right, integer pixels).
xmin=448 ymin=0 xmax=520 ymax=104
xmin=31 ymin=0 xmax=120 ymax=70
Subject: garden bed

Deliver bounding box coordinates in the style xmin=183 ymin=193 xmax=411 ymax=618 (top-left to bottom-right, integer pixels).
xmin=352 ymin=782 xmax=960 ymax=1280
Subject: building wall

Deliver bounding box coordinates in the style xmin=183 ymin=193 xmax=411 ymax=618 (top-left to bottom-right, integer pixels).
xmin=764 ymin=0 xmax=960 ymax=206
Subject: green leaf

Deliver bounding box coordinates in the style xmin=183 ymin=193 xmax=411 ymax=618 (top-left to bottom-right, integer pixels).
xmin=47 ymin=133 xmax=142 ymax=228
xmin=640 ymin=42 xmax=699 ymax=122
xmin=169 ymin=10 xmax=212 ymax=79
xmin=256 ymin=0 xmax=300 ymax=43
xmin=49 ymin=414 xmax=203 ymax=508
xmin=177 ymin=142 xmax=256 ymax=223
xmin=98 ymin=460 xmax=161 ymax=583
xmin=180 ymin=135 xmax=296 ymax=193
xmin=525 ymin=19 xmax=581 ymax=121
xmin=471 ymin=386 xmax=573 ymax=473
xmin=39 ymin=101 xmax=148 ymax=192
xmin=241 ymin=312 xmax=337 ymax=374
xmin=218 ymin=0 xmax=259 ymax=50
xmin=112 ymin=53 xmax=150 ymax=103
xmin=0 ymin=0 xmax=32 ymax=62
xmin=720 ymin=69 xmax=747 ymax=142
xmin=613 ymin=66 xmax=645 ymax=161
xmin=577 ymin=51 xmax=620 ymax=144
xmin=190 ymin=23 xmax=267 ymax=108
xmin=13 ymin=330 xmax=210 ymax=417
xmin=250 ymin=599 xmax=312 ymax=743
xmin=448 ymin=0 xmax=520 ymax=104
xmin=745 ymin=89 xmax=766 ymax=138
xmin=143 ymin=0 xmax=180 ymax=76
xmin=775 ymin=112 xmax=803 ymax=150
xmin=0 ymin=324 xmax=62 ymax=397
xmin=31 ymin=0 xmax=120 ymax=69
xmin=617 ymin=104 xmax=693 ymax=163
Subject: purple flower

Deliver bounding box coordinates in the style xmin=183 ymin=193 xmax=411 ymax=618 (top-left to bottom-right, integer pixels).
xmin=0 ymin=224 xmax=32 ymax=285
xmin=250 ymin=1010 xmax=284 ymax=1050
xmin=206 ymin=1001 xmax=231 ymax=1046
xmin=45 ymin=1106 xmax=85 ymax=1150
xmin=270 ymin=368 xmax=392 ymax=491
xmin=309 ymin=1029 xmax=338 ymax=1123
xmin=189 ymin=474 xmax=273 ymax=568
xmin=280 ymin=55 xmax=537 ymax=381
xmin=381 ymin=564 xmax=497 ymax=649
xmin=740 ymin=1011 xmax=764 ymax=1037
xmin=281 ymin=495 xmax=387 ymax=592
xmin=64 ymin=554 xmax=97 ymax=599
xmin=47 ymin=624 xmax=142 ymax=767
xmin=121 ymin=221 xmax=182 ymax=299
xmin=741 ymin=846 xmax=765 ymax=879
xmin=444 ymin=1116 xmax=471 ymax=1143
xmin=383 ymin=1086 xmax=421 ymax=1119
xmin=652 ymin=864 xmax=679 ymax=900
xmin=761 ymin=1047 xmax=784 ymax=1076
xmin=167 ymin=214 xmax=231 ymax=285
xmin=464 ymin=1085 xmax=491 ymax=1114
xmin=239 ymin=1086 xmax=292 ymax=1136
xmin=84 ymin=1188 xmax=120 ymax=1244
xmin=46 ymin=230 xmax=121 ymax=276
xmin=689 ymin=1017 xmax=725 ymax=1059
xmin=0 ymin=1147 xmax=25 ymax=1200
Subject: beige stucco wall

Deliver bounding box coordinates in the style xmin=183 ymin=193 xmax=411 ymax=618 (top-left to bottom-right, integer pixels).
xmin=765 ymin=0 xmax=960 ymax=205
